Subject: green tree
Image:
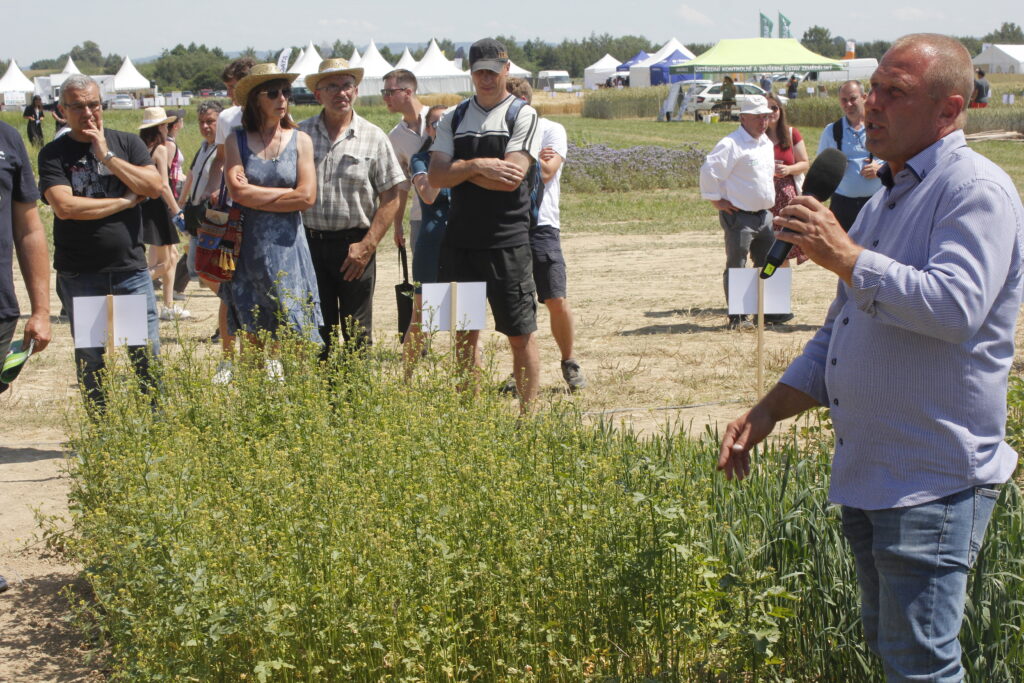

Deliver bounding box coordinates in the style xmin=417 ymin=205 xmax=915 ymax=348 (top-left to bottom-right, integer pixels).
xmin=801 ymin=25 xmax=841 ymax=58
xmin=149 ymin=43 xmax=230 ymax=91
xmin=983 ymin=22 xmax=1024 ymax=44
xmin=331 ymin=40 xmax=355 ymax=60
xmin=955 ymin=36 xmax=983 ymax=57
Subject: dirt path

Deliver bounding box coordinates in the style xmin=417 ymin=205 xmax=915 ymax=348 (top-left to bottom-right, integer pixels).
xmin=2 ymin=231 xmax=1021 ymax=679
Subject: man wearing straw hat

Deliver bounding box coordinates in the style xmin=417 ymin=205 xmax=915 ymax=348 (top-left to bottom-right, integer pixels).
xmin=37 ymin=73 xmax=163 ymax=407
xmin=299 ymin=58 xmax=404 ymax=355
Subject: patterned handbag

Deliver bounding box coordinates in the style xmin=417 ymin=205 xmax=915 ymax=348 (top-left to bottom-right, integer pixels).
xmin=195 ymin=131 xmax=248 ymax=283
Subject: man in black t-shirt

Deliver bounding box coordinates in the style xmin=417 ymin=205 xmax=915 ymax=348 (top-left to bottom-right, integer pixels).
xmin=38 ymin=75 xmax=163 ymax=406
xmin=428 ymin=38 xmax=543 ymax=409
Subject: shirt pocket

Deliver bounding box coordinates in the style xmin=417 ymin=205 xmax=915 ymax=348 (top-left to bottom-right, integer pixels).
xmin=335 ymin=154 xmax=366 ymax=183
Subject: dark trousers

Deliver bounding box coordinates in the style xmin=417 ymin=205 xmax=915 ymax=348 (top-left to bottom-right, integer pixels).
xmin=0 ymin=317 xmax=16 ymax=394
xmin=830 ymin=194 xmax=872 ymax=233
xmin=306 ymin=228 xmax=375 ymax=358
xmin=720 ymin=209 xmax=774 ymax=300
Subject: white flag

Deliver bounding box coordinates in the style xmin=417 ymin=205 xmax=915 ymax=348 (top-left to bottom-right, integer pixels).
xmin=276 ymin=48 xmax=292 ymax=73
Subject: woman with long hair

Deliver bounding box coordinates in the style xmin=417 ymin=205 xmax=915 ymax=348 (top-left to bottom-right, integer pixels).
xmin=402 ymin=104 xmax=450 ymax=372
xmin=764 ymin=92 xmax=809 ymax=218
xmin=138 ymin=107 xmax=188 ymax=320
xmin=23 ymin=95 xmax=44 ymax=147
xmin=221 ymin=63 xmax=321 ymax=378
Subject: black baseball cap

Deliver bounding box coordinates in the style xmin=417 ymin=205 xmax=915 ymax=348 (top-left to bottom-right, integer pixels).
xmin=469 ymin=38 xmax=509 ymax=73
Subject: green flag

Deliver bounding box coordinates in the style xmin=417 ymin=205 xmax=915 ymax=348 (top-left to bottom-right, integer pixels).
xmin=760 ymin=12 xmax=774 ymax=39
xmin=778 ymin=12 xmax=792 ymax=39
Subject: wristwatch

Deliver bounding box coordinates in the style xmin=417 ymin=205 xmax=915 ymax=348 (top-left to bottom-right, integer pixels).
xmin=101 ymin=150 xmax=116 ymax=165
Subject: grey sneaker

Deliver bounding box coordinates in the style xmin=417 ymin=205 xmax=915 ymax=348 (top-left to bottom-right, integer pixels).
xmin=498 ymin=374 xmax=518 ymax=397
xmin=561 ymin=359 xmax=586 ymax=391
xmin=727 ymin=315 xmax=755 ymax=331
xmin=212 ymin=360 xmax=233 ymax=386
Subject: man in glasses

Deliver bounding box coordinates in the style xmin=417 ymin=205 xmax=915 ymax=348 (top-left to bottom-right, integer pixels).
xmin=37 ymin=74 xmax=164 ymax=407
xmin=429 ymin=38 xmax=543 ymax=410
xmin=382 ymin=69 xmax=430 ymax=253
xmin=818 ymin=80 xmax=883 ymax=232
xmin=299 ymin=59 xmax=405 ymax=356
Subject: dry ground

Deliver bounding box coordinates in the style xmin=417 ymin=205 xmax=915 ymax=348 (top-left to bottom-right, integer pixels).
xmin=2 ymin=230 xmax=1023 ymax=679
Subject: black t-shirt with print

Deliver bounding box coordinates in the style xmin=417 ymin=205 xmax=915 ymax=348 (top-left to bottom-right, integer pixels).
xmin=0 ymin=121 xmax=42 ymax=319
xmin=38 ymin=128 xmax=153 ymax=273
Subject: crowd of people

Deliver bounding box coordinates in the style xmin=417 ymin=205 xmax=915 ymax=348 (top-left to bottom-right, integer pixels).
xmin=3 ymin=33 xmax=1024 ymax=682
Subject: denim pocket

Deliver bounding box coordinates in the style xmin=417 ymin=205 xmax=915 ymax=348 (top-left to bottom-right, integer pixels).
xmin=968 ymin=485 xmax=1000 ymax=567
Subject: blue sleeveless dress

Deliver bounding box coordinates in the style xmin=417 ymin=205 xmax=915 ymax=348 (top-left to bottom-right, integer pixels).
xmin=220 ymin=130 xmax=323 ymax=343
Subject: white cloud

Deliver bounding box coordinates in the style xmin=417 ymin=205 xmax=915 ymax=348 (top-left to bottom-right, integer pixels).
xmin=676 ymin=4 xmax=714 ymax=27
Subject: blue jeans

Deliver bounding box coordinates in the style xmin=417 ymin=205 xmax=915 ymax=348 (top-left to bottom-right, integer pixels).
xmin=56 ymin=269 xmax=160 ymax=406
xmin=841 ymin=486 xmax=1000 ymax=682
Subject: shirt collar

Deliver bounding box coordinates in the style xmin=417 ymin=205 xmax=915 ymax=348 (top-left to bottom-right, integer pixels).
xmin=878 ymin=130 xmax=966 ymax=189
xmin=316 ymin=110 xmax=362 ymax=141
xmin=735 ymin=125 xmax=764 ymax=144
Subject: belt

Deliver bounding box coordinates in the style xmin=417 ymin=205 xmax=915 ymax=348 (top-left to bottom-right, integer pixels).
xmin=305 ymin=227 xmax=369 ymax=240
xmin=735 ymin=208 xmax=768 ymax=216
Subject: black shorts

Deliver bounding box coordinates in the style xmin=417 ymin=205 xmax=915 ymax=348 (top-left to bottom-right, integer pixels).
xmin=438 ymin=244 xmax=537 ymax=337
xmin=529 ymin=225 xmax=567 ymax=303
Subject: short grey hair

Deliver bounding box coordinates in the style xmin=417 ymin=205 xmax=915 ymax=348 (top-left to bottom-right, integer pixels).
xmin=197 ymin=100 xmax=224 ymax=118
xmin=60 ymin=74 xmax=99 ymax=104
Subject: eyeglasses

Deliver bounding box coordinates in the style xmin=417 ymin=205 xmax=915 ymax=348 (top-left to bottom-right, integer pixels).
xmin=429 ymin=120 xmax=441 ymax=129
xmin=380 ymin=87 xmax=409 ymax=97
xmin=261 ymin=87 xmax=292 ymax=100
xmin=319 ymin=82 xmax=356 ymax=95
xmin=65 ymin=101 xmax=102 ymax=113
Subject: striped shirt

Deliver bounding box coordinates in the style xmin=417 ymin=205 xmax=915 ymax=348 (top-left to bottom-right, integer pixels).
xmin=780 ymin=130 xmax=1024 ymax=510
xmin=298 ymin=112 xmax=405 ymax=232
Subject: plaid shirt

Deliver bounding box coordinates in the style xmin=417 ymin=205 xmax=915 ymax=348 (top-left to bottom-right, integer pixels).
xmin=298 ymin=111 xmax=405 ymax=232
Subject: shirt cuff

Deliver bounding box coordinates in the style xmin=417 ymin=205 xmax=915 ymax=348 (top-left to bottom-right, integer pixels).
xmin=850 ymin=249 xmax=895 ymax=315
xmin=779 ymin=357 xmax=829 ymax=407
xmin=701 ymin=192 xmax=722 ymax=201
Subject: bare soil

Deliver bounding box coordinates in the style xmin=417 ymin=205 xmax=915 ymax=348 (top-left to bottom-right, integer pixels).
xmin=2 ymin=231 xmax=1021 ymax=679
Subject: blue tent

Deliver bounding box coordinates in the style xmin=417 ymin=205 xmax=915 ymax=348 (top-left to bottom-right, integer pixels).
xmin=616 ymin=51 xmax=649 ymax=72
xmin=649 ymin=50 xmax=697 ymax=85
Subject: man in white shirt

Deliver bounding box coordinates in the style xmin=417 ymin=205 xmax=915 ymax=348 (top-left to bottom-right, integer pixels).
xmin=505 ymin=77 xmax=585 ymax=391
xmin=382 ymin=69 xmax=430 ymax=252
xmin=699 ymin=96 xmax=776 ymax=329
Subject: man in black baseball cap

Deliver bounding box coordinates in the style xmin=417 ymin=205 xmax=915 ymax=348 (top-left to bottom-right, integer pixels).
xmin=428 ymin=38 xmax=543 ymax=410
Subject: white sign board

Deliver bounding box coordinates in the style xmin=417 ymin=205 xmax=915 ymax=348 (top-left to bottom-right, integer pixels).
xmin=421 ymin=282 xmax=488 ymax=332
xmin=727 ymin=268 xmax=792 ymax=315
xmin=73 ymin=295 xmax=149 ymax=348
xmin=4 ymin=91 xmax=27 ymax=106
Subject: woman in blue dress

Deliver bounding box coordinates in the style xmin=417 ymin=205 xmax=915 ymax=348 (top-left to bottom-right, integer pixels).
xmin=403 ymin=105 xmax=451 ymax=372
xmin=222 ymin=64 xmax=323 ymax=377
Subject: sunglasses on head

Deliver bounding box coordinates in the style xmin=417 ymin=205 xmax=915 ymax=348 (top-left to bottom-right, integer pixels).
xmin=261 ymin=87 xmax=292 ymax=100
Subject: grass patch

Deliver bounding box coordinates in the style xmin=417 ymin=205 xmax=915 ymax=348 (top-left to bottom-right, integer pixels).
xmin=582 ymin=85 xmax=669 ymax=120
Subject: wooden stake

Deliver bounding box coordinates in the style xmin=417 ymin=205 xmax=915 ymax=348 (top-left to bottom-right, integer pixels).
xmin=106 ymin=294 xmax=115 ymax=355
xmin=449 ymin=281 xmax=458 ymax=360
xmin=756 ymin=277 xmax=764 ymax=396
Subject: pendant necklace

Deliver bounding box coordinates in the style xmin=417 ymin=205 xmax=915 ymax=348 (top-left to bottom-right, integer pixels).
xmin=261 ymin=127 xmax=282 ymax=162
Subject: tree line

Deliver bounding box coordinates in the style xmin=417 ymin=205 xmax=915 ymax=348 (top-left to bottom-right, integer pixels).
xmin=15 ymin=24 xmax=1023 ymax=92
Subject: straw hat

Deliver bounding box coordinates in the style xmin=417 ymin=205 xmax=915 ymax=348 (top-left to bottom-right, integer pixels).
xmin=304 ymin=58 xmax=364 ymax=92
xmin=138 ymin=106 xmax=177 ymax=130
xmin=234 ymin=63 xmax=299 ymax=105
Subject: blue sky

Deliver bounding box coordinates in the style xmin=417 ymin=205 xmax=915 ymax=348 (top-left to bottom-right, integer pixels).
xmin=5 ymin=0 xmax=1020 ymax=64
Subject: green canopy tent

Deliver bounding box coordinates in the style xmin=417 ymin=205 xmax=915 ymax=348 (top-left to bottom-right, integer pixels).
xmin=669 ymin=38 xmax=842 ymax=75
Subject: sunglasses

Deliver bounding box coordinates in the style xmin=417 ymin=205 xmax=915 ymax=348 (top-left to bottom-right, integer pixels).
xmin=429 ymin=120 xmax=441 ymax=129
xmin=768 ymin=106 xmax=780 ymax=112
xmin=380 ymin=87 xmax=409 ymax=97
xmin=261 ymin=87 xmax=292 ymax=100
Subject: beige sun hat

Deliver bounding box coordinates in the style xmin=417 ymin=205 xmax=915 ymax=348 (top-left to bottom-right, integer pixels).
xmin=138 ymin=106 xmax=177 ymax=130
xmin=234 ymin=63 xmax=299 ymax=106
xmin=304 ymin=58 xmax=364 ymax=92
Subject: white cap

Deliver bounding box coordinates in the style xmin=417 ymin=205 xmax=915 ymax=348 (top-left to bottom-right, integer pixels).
xmin=740 ymin=95 xmax=772 ymax=115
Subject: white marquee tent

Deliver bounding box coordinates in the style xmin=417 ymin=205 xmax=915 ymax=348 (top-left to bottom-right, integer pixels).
xmin=61 ymin=57 xmax=81 ymax=75
xmin=584 ymin=53 xmax=621 ymax=89
xmin=974 ymin=44 xmax=1024 ymax=75
xmin=629 ymin=38 xmax=696 ymax=88
xmin=395 ymin=48 xmax=418 ymax=71
xmin=412 ymin=39 xmax=471 ymax=94
xmin=112 ymin=57 xmax=151 ymax=92
xmin=291 ymin=41 xmax=324 ymax=88
xmin=508 ymin=60 xmax=531 ymax=79
xmin=349 ymin=47 xmax=362 ymax=67
xmin=358 ymin=40 xmax=395 ymax=95
xmin=1 ymin=59 xmax=37 ymax=104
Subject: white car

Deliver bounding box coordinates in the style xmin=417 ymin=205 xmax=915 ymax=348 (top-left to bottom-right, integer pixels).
xmin=108 ymin=94 xmax=135 ymax=110
xmin=686 ymin=82 xmax=787 ymax=115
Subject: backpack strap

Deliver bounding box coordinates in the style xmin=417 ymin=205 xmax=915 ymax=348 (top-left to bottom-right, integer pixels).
xmin=449 ymin=99 xmax=472 ymax=137
xmin=832 ymin=116 xmax=844 ymax=151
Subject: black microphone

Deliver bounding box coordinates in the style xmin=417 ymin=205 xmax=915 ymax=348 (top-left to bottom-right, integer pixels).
xmin=760 ymin=147 xmax=847 ymax=279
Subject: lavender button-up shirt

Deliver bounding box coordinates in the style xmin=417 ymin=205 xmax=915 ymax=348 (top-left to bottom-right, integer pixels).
xmin=780 ymin=130 xmax=1024 ymax=510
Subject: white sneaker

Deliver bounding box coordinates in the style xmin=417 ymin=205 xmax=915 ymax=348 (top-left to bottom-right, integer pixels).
xmin=212 ymin=360 xmax=233 ymax=385
xmin=160 ymin=305 xmax=193 ymax=321
xmin=265 ymin=359 xmax=284 ymax=383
